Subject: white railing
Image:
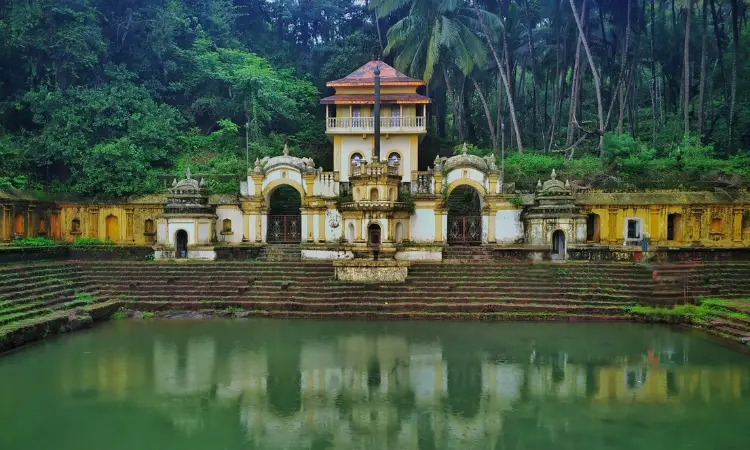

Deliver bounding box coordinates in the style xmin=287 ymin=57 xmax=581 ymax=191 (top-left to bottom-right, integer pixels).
xmin=326 ymin=116 xmax=426 ymax=132
xmin=350 ymin=163 xmax=399 ymax=177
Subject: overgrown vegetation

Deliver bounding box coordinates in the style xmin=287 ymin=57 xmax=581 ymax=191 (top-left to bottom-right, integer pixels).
xmin=10 ymin=237 xmax=57 ymax=247
xmin=74 ymin=237 xmax=115 ymax=246
xmin=626 ymin=298 xmax=750 ymax=323
xmin=0 ymin=0 xmax=748 ymax=196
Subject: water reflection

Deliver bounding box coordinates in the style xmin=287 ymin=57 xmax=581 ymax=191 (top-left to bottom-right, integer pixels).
xmin=35 ymin=322 xmax=750 ymax=449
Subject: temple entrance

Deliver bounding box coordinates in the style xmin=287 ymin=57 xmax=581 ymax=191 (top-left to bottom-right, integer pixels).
xmin=447 ymin=185 xmax=482 ymax=245
xmin=667 ymin=213 xmax=682 ymax=241
xmin=175 ymin=230 xmax=188 ymax=258
xmin=368 ymin=223 xmax=381 ymax=246
xmin=551 ymin=230 xmax=566 ymax=260
xmin=267 ymin=185 xmax=301 ymax=243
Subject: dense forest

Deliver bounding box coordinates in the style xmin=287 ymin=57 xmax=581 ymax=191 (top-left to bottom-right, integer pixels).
xmin=0 ymin=0 xmax=748 ymax=197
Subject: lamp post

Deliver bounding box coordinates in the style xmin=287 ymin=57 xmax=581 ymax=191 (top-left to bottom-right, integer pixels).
xmin=373 ymin=63 xmax=381 ymax=160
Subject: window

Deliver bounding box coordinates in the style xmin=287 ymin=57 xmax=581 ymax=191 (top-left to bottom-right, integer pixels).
xmin=71 ymin=218 xmax=81 ymax=233
xmin=222 ymin=218 xmax=232 ymax=233
xmin=387 ymin=152 xmax=401 ymax=167
xmin=626 ymin=219 xmax=641 ymax=240
xmin=711 ymin=218 xmax=722 ymax=233
xmin=352 ymin=105 xmax=361 ymax=127
xmin=370 ymin=188 xmax=379 ymax=201
xmin=350 ymin=153 xmax=363 ymax=166
xmin=13 ymin=214 xmax=23 ymax=235
xmin=144 ymin=219 xmax=154 ymax=234
xmin=390 ymin=105 xmax=401 ymax=127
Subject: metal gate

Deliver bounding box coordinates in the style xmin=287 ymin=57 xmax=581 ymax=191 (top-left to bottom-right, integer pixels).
xmin=447 ymin=216 xmax=482 ymax=245
xmin=267 ymin=215 xmax=301 ymax=243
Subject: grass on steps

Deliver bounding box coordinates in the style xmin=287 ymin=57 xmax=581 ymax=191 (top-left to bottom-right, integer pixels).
xmin=625 ymin=298 xmax=750 ymax=323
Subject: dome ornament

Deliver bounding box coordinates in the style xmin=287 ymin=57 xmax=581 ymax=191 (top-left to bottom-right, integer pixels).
xmin=185 ymin=167 xmax=192 ymax=180
xmin=283 ymin=144 xmax=289 ymax=156
xmin=461 ymin=142 xmax=468 ymax=155
xmin=550 ymin=168 xmax=557 ymax=181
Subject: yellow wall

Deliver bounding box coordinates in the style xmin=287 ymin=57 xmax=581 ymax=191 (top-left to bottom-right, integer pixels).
xmin=584 ymin=203 xmax=748 ymax=247
xmin=58 ymin=203 xmax=162 ymax=245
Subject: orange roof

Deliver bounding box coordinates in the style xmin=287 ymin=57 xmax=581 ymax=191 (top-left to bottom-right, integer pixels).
xmin=327 ymin=61 xmax=425 ymax=87
xmin=320 ymin=93 xmax=431 ymax=105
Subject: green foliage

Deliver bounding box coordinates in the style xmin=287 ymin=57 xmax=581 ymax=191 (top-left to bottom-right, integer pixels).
xmin=142 ymin=311 xmax=154 ymax=320
xmin=74 ymin=237 xmax=115 ymax=246
xmin=10 ymin=237 xmax=57 ymax=247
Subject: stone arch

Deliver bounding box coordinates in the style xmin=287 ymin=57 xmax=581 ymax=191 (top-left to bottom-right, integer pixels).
xmin=144 ymin=218 xmax=154 ymax=234
xmin=369 ymin=187 xmax=379 ymax=201
xmin=446 ymin=178 xmax=487 ymax=199
xmin=446 ymin=184 xmax=483 ymax=245
xmin=347 ymin=222 xmax=356 ymax=243
xmin=349 ymin=151 xmax=364 ymax=166
xmin=262 ymin=179 xmax=306 ymax=205
xmin=367 ymin=222 xmax=382 ymax=246
xmin=105 ymin=215 xmax=119 ymax=242
xmin=389 ymin=187 xmax=397 ymax=201
xmin=222 ymin=218 xmax=232 ymax=233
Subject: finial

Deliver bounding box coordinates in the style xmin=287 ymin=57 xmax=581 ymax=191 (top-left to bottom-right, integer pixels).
xmin=199 ymin=178 xmax=206 ymax=187
xmin=172 ymin=178 xmax=177 ymax=188
xmin=537 ymin=179 xmax=542 ymax=189
xmin=374 ymin=62 xmax=381 ymax=76
xmin=550 ymin=168 xmax=557 ymax=180
xmin=283 ymin=144 xmax=289 ymax=156
xmin=186 ymin=167 xmax=192 ymax=180
xmin=254 ymin=158 xmax=261 ymax=167
xmin=461 ymin=142 xmax=468 ymax=155
xmin=565 ymin=179 xmax=570 ymax=188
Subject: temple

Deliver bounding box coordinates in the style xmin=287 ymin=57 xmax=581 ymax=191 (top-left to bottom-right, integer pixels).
xmin=1 ymin=60 xmax=749 ymax=262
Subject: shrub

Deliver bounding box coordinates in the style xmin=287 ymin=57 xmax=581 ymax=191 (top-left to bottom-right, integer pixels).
xmin=11 ymin=237 xmax=57 ymax=247
xmin=75 ymin=237 xmax=115 ymax=246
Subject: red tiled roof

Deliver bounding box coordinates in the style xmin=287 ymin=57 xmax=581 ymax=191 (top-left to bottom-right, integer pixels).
xmin=327 ymin=61 xmax=424 ymax=87
xmin=320 ymin=93 xmax=431 ymax=105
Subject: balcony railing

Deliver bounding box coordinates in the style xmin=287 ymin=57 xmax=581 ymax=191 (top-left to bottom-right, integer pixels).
xmin=350 ymin=163 xmax=399 ymax=177
xmin=326 ymin=116 xmax=426 ymax=132
xmin=339 ymin=201 xmax=413 ymax=212
xmin=411 ymin=171 xmax=435 ymax=194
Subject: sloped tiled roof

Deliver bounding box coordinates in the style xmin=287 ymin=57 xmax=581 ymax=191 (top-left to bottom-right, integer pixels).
xmin=327 ymin=61 xmax=424 ymax=87
xmin=320 ymin=93 xmax=431 ymax=104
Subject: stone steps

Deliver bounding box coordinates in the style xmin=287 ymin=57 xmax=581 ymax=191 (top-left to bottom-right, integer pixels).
xmin=123 ymin=300 xmax=626 ymax=315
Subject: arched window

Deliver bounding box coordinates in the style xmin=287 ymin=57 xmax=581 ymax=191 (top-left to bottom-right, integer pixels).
xmin=222 ymin=218 xmax=232 ymax=233
xmin=350 ymin=153 xmax=363 ymax=166
xmin=370 ymin=188 xmax=379 ymax=201
xmin=387 ymin=152 xmax=401 ymax=167
xmin=144 ymin=219 xmax=154 ymax=234
xmin=71 ymin=218 xmax=81 ymax=233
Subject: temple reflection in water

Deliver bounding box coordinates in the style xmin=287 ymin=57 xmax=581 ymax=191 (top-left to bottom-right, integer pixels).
xmin=55 ymin=323 xmax=749 ymax=449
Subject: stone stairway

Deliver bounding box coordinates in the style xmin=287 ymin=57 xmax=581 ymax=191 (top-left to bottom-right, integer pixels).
xmin=69 ymin=260 xmax=698 ymax=320
xmin=260 ymin=244 xmax=301 ymax=261
xmin=442 ymin=246 xmax=494 ymax=260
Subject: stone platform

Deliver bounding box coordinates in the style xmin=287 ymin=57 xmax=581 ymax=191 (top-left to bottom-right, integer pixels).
xmin=332 ymin=260 xmax=409 ymax=283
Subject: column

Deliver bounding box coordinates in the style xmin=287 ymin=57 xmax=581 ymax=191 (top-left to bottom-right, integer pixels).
xmin=404 ymin=218 xmax=411 ymax=243
xmin=306 ymin=210 xmax=314 ymax=242
xmin=88 ymin=207 xmax=100 ymax=239
xmin=649 ymin=206 xmax=660 ymax=243
xmin=691 ymin=208 xmax=703 ymax=244
xmin=607 ymin=208 xmax=618 ymax=245
xmin=355 ymin=218 xmax=364 ymax=242
xmin=125 ymin=207 xmax=135 ymax=243
xmin=386 ymin=218 xmax=394 ymax=243
xmin=0 ymin=204 xmax=7 ymax=242
xmin=733 ymin=208 xmax=744 ymax=242
xmin=434 ymin=209 xmax=444 ymax=244
xmin=240 ymin=201 xmax=251 ymax=242
xmin=487 ymin=209 xmax=496 ymax=244
xmin=255 ymin=213 xmax=263 ymax=243
xmin=318 ymin=212 xmax=326 ymax=243
xmin=27 ymin=204 xmax=36 ymax=237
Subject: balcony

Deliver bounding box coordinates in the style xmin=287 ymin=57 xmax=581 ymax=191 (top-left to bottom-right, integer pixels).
xmin=339 ymin=201 xmax=413 ymax=213
xmin=350 ymin=163 xmax=399 ymax=178
xmin=326 ymin=116 xmax=427 ymax=134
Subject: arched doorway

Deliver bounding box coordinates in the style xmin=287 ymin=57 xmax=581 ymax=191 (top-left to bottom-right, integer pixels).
xmin=447 ymin=185 xmax=482 ymax=245
xmin=667 ymin=213 xmax=683 ymax=241
xmin=267 ymin=185 xmax=302 ymax=243
xmin=551 ymin=230 xmax=566 ymax=260
xmin=586 ymin=213 xmax=600 ymax=242
xmin=105 ymin=215 xmax=119 ymax=242
xmin=175 ymin=230 xmax=188 ymax=258
xmin=368 ymin=223 xmax=381 ymax=247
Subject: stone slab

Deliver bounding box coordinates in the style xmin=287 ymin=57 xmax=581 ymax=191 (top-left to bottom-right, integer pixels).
xmin=333 ymin=260 xmax=409 ymax=283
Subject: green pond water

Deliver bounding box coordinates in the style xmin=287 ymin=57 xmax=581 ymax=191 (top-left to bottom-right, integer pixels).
xmin=1 ymin=320 xmax=749 ymax=450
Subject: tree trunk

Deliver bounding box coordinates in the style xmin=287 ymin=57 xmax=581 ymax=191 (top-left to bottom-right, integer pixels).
xmin=568 ymin=16 xmax=585 ymax=146
xmin=442 ymin=67 xmax=465 ymax=143
xmin=698 ymin=0 xmax=708 ymax=141
xmin=729 ymin=0 xmax=739 ymax=144
xmin=683 ymin=0 xmax=692 ymax=137
xmin=472 ymin=78 xmax=499 ymax=155
xmin=569 ymin=0 xmax=605 ymax=156
xmin=524 ymin=0 xmax=539 ymax=143
xmin=709 ymin=0 xmax=727 ymax=102
xmin=474 ymin=3 xmax=524 ymax=153
xmin=617 ymin=0 xmax=633 ymax=134
xmin=650 ymin=0 xmax=658 ymax=146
